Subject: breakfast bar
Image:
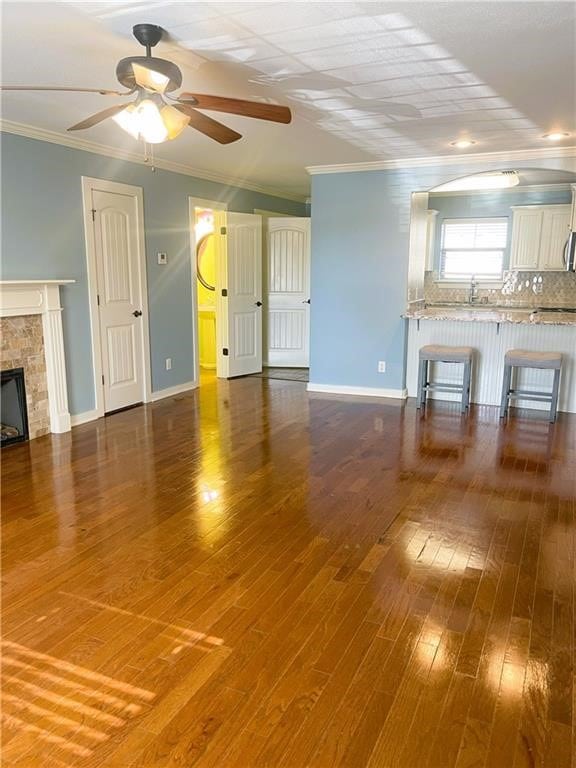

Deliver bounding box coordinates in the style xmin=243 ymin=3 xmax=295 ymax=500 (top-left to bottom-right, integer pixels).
xmin=404 ymin=306 xmax=576 ymax=413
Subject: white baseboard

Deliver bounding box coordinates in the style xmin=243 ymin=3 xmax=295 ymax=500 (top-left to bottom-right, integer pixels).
xmin=150 ymin=380 xmax=198 ymax=402
xmin=307 ymin=383 xmax=408 ymax=399
xmin=70 ymin=409 xmax=101 ymax=427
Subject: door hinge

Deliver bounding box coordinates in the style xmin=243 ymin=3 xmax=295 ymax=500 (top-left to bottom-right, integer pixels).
xmin=221 ymin=288 xmax=228 ymax=297
xmin=91 ymin=208 xmax=96 ymax=222
xmin=96 ymin=294 xmax=100 ymax=306
xmin=220 ymin=226 xmax=227 ymax=235
xmin=101 ymin=374 xmax=105 ymax=385
xmin=222 ymin=348 xmax=229 ymax=356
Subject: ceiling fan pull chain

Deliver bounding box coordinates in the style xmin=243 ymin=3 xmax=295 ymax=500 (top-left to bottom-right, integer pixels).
xmin=143 ymin=141 xmax=156 ymax=172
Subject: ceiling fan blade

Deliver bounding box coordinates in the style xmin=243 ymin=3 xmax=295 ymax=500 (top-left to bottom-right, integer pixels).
xmin=178 ymin=93 xmax=292 ymax=124
xmin=175 ymin=104 xmax=241 ymax=144
xmin=67 ymin=103 xmax=129 ymax=132
xmin=1 ymin=85 xmax=131 ymax=96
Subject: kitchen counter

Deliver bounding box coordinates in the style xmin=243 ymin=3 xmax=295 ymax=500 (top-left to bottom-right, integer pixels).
xmin=403 ymin=305 xmax=576 ymax=326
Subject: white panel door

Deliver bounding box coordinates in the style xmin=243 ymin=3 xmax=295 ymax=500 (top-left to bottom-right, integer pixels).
xmin=224 ymin=213 xmax=262 ymax=377
xmin=93 ymin=189 xmax=144 ymax=412
xmin=266 ymin=218 xmax=310 ymax=367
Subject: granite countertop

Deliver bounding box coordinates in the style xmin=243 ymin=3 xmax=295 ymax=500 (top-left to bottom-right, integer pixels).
xmin=403 ymin=305 xmax=576 ymax=326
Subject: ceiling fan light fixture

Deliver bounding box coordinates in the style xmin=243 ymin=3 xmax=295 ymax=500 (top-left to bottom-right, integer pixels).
xmin=113 ymin=98 xmax=169 ymax=143
xmin=132 ymin=62 xmax=170 ymax=94
xmin=112 ymin=103 xmax=140 ymax=139
xmin=134 ymin=99 xmax=168 ymax=143
xmin=160 ymin=104 xmax=190 ymax=140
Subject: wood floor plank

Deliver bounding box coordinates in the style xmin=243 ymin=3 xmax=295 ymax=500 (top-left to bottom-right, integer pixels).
xmin=1 ymin=376 xmax=574 ymax=767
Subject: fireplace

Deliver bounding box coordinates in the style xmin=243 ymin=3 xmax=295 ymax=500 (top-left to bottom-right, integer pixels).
xmin=1 ymin=367 xmax=29 ymax=446
xmin=0 ymin=280 xmax=74 ymax=435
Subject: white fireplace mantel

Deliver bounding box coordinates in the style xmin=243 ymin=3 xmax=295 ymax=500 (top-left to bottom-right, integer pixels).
xmin=0 ymin=280 xmax=75 ymax=433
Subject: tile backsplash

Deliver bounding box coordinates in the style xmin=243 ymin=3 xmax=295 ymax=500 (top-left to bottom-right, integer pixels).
xmin=424 ymin=271 xmax=576 ymax=308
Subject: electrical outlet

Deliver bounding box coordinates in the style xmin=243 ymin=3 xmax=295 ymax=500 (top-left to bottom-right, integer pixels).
xmin=377 ymin=361 xmax=386 ymax=373
xmin=157 ymin=252 xmax=167 ymax=265
xmin=165 ymin=358 xmax=172 ymax=371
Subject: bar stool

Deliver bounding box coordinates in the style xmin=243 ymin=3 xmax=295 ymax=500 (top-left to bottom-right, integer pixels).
xmin=499 ymin=349 xmax=562 ymax=423
xmin=417 ymin=345 xmax=474 ymax=413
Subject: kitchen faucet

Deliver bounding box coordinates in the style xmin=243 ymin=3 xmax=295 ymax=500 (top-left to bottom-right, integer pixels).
xmin=468 ymin=276 xmax=479 ymax=304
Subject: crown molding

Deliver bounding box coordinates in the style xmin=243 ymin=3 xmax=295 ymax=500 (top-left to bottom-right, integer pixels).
xmin=306 ymin=145 xmax=576 ymax=175
xmin=0 ymin=119 xmax=307 ymax=203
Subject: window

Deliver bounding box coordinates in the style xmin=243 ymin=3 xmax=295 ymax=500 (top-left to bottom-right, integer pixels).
xmin=440 ymin=218 xmax=508 ymax=280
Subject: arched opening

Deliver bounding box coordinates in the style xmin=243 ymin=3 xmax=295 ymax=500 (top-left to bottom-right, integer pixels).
xmin=408 ymin=167 xmax=576 ymax=306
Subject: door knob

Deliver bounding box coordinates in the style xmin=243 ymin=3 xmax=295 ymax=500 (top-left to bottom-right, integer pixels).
xmin=302 ymin=299 xmax=311 ymax=304
xmin=255 ymin=301 xmax=263 ymax=307
xmin=132 ymin=310 xmax=143 ymax=317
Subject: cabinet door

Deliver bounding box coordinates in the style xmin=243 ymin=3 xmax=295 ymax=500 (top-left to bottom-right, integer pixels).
xmin=510 ymin=209 xmax=543 ymax=269
xmin=539 ymin=206 xmax=571 ymax=270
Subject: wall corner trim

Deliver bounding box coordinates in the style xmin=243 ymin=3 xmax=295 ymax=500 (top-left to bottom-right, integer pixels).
xmin=307 ymin=383 xmax=408 ymax=399
xmin=306 ymin=146 xmax=576 ymax=175
xmin=0 ymin=119 xmax=306 ymax=203
xmin=70 ymin=409 xmax=100 ymax=427
xmin=150 ymin=381 xmax=198 ymax=402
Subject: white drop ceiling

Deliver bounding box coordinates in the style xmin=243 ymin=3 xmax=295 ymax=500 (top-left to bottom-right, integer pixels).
xmin=1 ymin=1 xmax=575 ymax=199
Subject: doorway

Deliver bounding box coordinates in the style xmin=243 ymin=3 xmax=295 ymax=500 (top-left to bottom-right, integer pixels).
xmin=195 ymin=206 xmax=219 ymax=376
xmin=190 ymin=198 xmax=264 ymax=383
xmin=82 ymin=177 xmax=152 ymax=417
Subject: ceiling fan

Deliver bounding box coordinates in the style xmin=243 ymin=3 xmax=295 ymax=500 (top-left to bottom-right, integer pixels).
xmin=0 ymin=23 xmax=292 ymax=144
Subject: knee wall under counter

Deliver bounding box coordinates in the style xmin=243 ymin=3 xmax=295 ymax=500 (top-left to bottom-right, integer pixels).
xmin=406 ymin=319 xmax=575 ymax=413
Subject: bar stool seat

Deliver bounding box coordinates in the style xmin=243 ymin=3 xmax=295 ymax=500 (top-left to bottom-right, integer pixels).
xmin=500 ymin=349 xmax=562 ymax=422
xmin=417 ymin=345 xmax=474 ymax=413
xmin=419 ymin=345 xmax=474 ymax=363
xmin=504 ymin=350 xmax=562 ymax=369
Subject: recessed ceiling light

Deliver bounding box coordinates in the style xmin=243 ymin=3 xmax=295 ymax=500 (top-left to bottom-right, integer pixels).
xmin=543 ymin=132 xmax=570 ymax=141
xmin=450 ymin=139 xmax=476 ymax=149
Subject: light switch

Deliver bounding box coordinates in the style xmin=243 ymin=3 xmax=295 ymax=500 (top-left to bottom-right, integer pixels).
xmin=157 ymin=252 xmax=167 ymax=265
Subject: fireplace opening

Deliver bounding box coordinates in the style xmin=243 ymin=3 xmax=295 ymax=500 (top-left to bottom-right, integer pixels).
xmin=1 ymin=368 xmax=29 ymax=447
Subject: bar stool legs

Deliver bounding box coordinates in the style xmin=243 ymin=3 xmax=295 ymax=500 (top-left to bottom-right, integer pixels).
xmin=550 ymin=367 xmax=561 ymax=423
xmin=499 ymin=350 xmax=562 ymax=423
xmin=499 ymin=363 xmax=513 ymax=419
xmin=461 ymin=358 xmax=472 ymax=414
xmin=417 ymin=358 xmax=428 ymax=409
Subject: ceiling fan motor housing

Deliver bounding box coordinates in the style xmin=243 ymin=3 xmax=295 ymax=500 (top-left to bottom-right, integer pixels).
xmin=132 ymin=23 xmax=164 ymax=49
xmin=116 ymin=56 xmax=182 ymax=92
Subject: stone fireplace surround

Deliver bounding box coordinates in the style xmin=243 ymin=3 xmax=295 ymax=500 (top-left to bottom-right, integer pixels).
xmin=0 ymin=281 xmax=74 ymax=437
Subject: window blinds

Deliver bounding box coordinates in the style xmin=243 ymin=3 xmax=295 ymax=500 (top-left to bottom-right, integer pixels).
xmin=440 ymin=218 xmax=508 ymax=279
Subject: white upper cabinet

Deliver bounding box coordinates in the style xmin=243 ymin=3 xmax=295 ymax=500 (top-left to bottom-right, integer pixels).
xmin=510 ymin=204 xmax=571 ymax=271
xmin=539 ymin=207 xmax=572 ymax=270
xmin=510 ymin=208 xmax=542 ymax=269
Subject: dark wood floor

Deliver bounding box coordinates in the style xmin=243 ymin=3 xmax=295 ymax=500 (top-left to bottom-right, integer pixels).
xmin=1 ymin=376 xmax=574 ymax=767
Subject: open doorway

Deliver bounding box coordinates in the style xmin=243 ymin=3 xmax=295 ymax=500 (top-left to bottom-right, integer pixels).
xmin=195 ymin=206 xmax=218 ymax=381
xmin=191 ymin=199 xmax=226 ymax=386
xmin=190 ymin=198 xmax=264 ymax=385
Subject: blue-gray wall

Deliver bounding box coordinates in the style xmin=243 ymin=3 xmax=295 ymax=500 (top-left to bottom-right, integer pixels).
xmin=429 ymin=186 xmax=572 ymax=272
xmin=0 ymin=132 xmax=305 ymax=415
xmin=309 ymin=160 xmax=576 ymax=392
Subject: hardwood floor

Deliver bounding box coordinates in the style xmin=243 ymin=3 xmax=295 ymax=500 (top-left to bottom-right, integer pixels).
xmin=1 ymin=376 xmax=574 ymax=767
